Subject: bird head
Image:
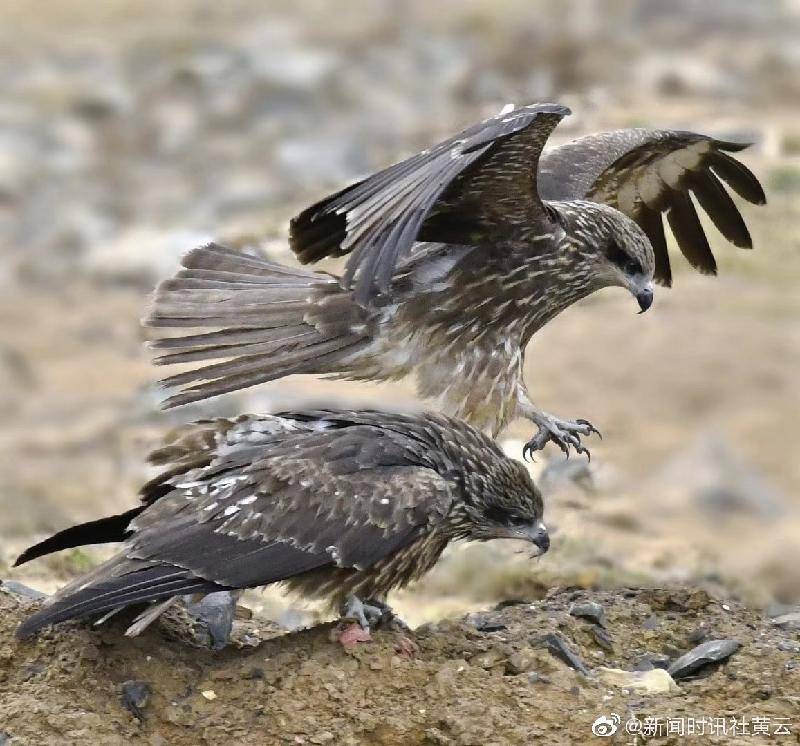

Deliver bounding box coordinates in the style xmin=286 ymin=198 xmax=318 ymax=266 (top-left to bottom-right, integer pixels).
xmin=462 ymin=466 xmax=549 ymax=556
xmin=554 ymin=201 xmax=656 ymax=313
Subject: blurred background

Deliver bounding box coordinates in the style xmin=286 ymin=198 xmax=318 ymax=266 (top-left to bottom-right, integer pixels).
xmin=1 ymin=0 xmax=798 ymax=627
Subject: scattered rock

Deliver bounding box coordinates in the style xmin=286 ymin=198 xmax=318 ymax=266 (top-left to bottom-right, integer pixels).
xmin=467 ymin=613 xmax=507 ymax=633
xmin=597 ymin=667 xmax=681 ymax=694
xmin=642 ymin=614 xmax=661 ymax=631
xmin=667 ymin=639 xmax=742 ymax=680
xmin=634 ymin=653 xmax=671 ymax=671
xmin=536 ymin=633 xmax=589 ymax=675
xmin=589 ymin=626 xmax=614 ymax=652
xmin=184 ymin=591 xmax=237 ymax=650
xmin=120 ymin=680 xmax=151 ymax=719
xmin=771 ymin=612 xmax=800 ymax=631
xmin=569 ymin=601 xmax=606 ymax=627
xmin=0 ymin=581 xmax=47 ymax=601
xmin=505 ymin=648 xmax=539 ymax=675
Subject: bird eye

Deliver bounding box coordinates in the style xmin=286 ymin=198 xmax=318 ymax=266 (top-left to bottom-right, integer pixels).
xmin=507 ymin=514 xmax=528 ymax=527
xmin=624 ymin=259 xmax=641 ymax=275
xmin=607 ymin=242 xmax=642 ymax=276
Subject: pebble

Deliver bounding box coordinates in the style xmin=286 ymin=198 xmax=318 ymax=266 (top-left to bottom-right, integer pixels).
xmin=121 ymin=680 xmax=151 ymax=719
xmin=667 ymin=639 xmax=742 ymax=680
xmin=597 ymin=667 xmax=681 ymax=694
xmin=590 ymin=626 xmax=614 ymax=652
xmin=468 ymin=613 xmax=508 ymax=633
xmin=537 ymin=633 xmax=589 ymax=675
xmin=771 ymin=612 xmax=800 ymax=631
xmin=185 ymin=591 xmax=237 ymax=650
xmin=568 ymin=601 xmax=606 ymax=628
xmin=642 ymin=615 xmax=660 ymax=631
xmin=201 ymin=690 xmax=218 ymax=701
xmin=0 ymin=581 xmax=47 ymax=601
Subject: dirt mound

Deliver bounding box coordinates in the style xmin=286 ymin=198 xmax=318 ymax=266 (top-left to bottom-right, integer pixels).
xmin=1 ymin=584 xmax=797 ymax=745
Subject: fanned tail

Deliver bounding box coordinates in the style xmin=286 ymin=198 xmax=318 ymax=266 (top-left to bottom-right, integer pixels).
xmin=144 ymin=243 xmax=371 ymax=408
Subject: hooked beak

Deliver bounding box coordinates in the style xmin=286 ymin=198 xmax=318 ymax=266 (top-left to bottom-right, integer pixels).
xmin=526 ymin=521 xmax=550 ymax=556
xmin=636 ymin=285 xmax=654 ymax=314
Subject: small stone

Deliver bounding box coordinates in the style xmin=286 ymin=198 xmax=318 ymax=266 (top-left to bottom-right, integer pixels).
xmin=0 ymin=581 xmax=47 ymax=601
xmin=687 ymin=626 xmax=708 ymax=644
xmin=121 ymin=680 xmax=151 ymax=719
xmin=536 ymin=633 xmax=589 ymax=675
xmin=642 ymin=615 xmax=660 ymax=631
xmin=667 ymin=640 xmax=741 ymax=680
xmin=468 ymin=613 xmax=507 ymax=632
xmin=185 ymin=591 xmax=237 ymax=650
xmin=505 ymin=648 xmax=538 ymax=675
xmin=772 ymin=612 xmax=800 ymax=631
xmin=634 ymin=653 xmax=671 ymax=671
xmin=201 ymin=690 xmax=217 ymax=701
xmin=310 ymin=732 xmax=335 ymax=744
xmin=597 ymin=667 xmax=681 ymax=694
xmin=527 ymin=672 xmax=550 ymax=684
xmin=590 ymin=626 xmax=614 ymax=653
xmin=569 ymin=601 xmax=606 ymax=628
xmin=473 ymin=647 xmax=507 ymax=669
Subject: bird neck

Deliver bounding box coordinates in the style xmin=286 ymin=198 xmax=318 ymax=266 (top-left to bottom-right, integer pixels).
xmin=515 ymin=249 xmax=600 ymax=344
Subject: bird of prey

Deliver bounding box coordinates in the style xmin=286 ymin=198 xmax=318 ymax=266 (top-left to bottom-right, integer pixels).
xmin=16 ymin=410 xmax=548 ymax=639
xmin=145 ymin=103 xmax=764 ymax=457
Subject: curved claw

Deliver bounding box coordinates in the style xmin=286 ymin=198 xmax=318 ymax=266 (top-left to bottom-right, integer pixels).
xmin=523 ymin=414 xmax=602 ymax=461
xmin=575 ymin=419 xmax=602 ymax=440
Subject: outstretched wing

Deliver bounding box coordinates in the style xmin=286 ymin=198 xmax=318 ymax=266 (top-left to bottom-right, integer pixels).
xmin=538 ymin=129 xmax=766 ymax=286
xmin=290 ymin=103 xmax=570 ymax=303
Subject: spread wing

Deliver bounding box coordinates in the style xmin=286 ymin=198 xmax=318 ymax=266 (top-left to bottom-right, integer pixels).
xmin=538 ymin=129 xmax=766 ymax=286
xmin=290 ymin=103 xmax=570 ymax=303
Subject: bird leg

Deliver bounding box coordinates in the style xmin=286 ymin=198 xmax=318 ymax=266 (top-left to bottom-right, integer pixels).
xmin=341 ymin=594 xmax=387 ymax=630
xmin=334 ymin=595 xmax=415 ymax=654
xmin=517 ymin=390 xmax=601 ymax=460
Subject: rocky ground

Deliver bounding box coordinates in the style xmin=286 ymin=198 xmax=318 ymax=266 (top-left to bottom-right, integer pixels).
xmin=1 ymin=582 xmax=799 ymax=745
xmin=1 ymin=2 xmax=800 ymax=743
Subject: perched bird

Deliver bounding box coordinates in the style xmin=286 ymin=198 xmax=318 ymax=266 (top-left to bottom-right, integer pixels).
xmin=16 ymin=410 xmax=548 ymax=640
xmin=145 ymin=104 xmax=764 ymax=457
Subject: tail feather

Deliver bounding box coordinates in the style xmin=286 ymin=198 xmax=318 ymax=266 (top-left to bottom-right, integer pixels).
xmin=14 ymin=508 xmax=142 ymax=567
xmin=160 ymin=336 xmax=366 ymax=409
xmin=143 ymin=243 xmax=371 ymax=408
xmin=16 ymin=561 xmax=221 ymax=638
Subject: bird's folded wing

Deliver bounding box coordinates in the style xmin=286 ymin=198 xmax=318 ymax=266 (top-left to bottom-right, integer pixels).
xmin=538 ymin=129 xmax=766 ymax=286
xmin=290 ymin=103 xmax=570 ymax=303
xmin=125 ymin=421 xmax=455 ymax=587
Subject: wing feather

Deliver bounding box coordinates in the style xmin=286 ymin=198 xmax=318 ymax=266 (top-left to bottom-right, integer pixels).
xmin=538 ymin=129 xmax=764 ymax=285
xmin=290 ymin=104 xmax=570 ymax=302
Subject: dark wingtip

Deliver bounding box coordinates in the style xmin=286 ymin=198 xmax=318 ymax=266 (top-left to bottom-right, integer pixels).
xmin=714 ymin=139 xmax=754 ymax=153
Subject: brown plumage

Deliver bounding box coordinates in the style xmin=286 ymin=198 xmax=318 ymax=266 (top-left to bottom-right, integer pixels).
xmin=16 ymin=410 xmax=548 ymax=639
xmin=144 ymin=104 xmax=764 ymax=456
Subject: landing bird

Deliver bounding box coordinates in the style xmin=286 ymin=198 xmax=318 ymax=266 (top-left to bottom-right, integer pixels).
xmin=16 ymin=410 xmax=548 ymax=640
xmin=145 ymin=104 xmax=764 ymax=457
